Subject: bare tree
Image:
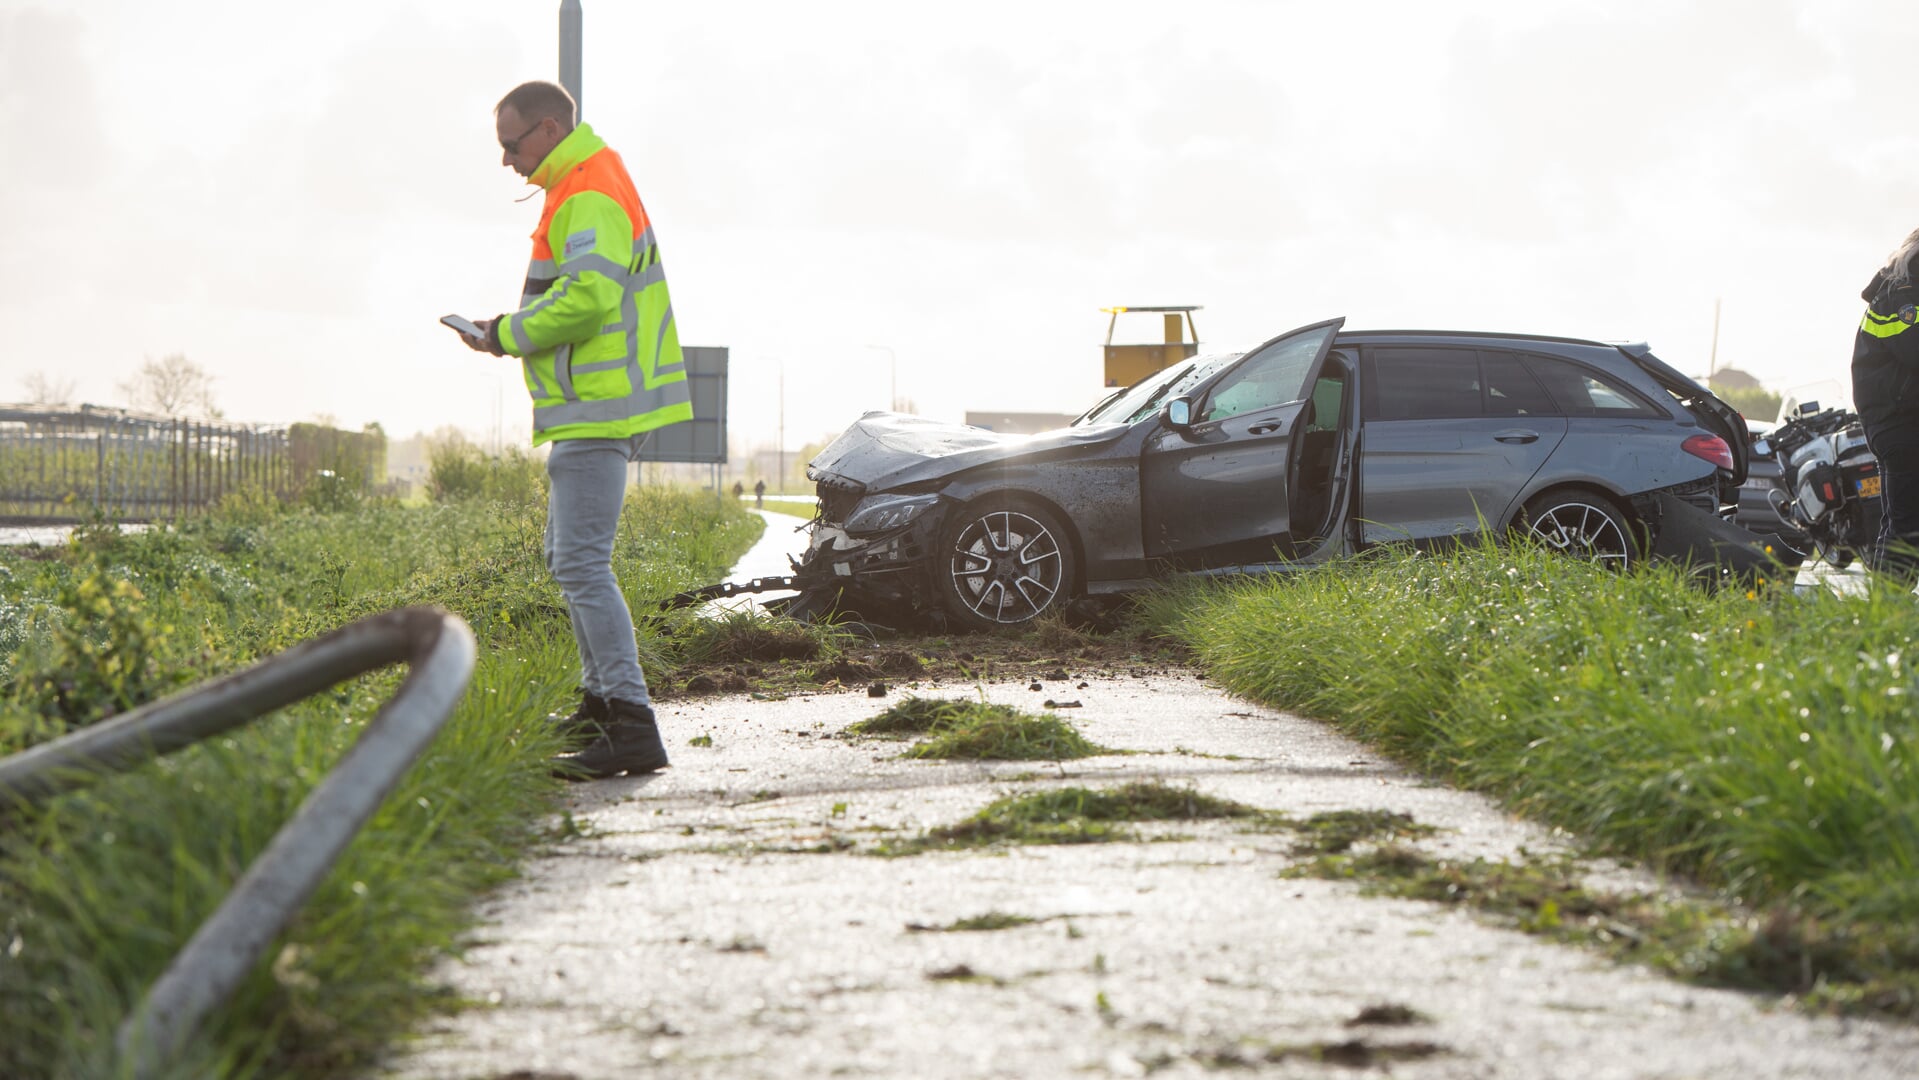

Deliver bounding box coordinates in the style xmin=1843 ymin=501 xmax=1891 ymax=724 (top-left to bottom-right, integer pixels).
xmin=118 ymin=353 xmax=220 ymax=417
xmin=19 ymin=371 xmax=77 ymax=406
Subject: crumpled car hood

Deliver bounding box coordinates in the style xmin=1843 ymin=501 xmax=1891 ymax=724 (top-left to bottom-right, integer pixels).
xmin=807 ymin=411 xmax=1128 ymax=492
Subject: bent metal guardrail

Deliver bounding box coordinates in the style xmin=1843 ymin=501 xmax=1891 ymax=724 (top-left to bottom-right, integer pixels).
xmin=0 ymin=606 xmax=477 ymax=1077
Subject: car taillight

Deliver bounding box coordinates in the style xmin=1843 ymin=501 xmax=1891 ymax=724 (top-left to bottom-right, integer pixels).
xmin=1682 ymin=433 xmax=1734 ymax=470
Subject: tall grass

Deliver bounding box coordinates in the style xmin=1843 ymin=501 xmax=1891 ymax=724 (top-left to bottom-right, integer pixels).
xmin=1144 ymin=545 xmax=1919 ymax=936
xmin=0 ymin=481 xmax=760 ymax=1078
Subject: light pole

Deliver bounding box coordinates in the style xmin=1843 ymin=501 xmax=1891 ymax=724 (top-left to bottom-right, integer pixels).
xmin=490 ymin=370 xmax=503 ymax=453
xmin=559 ymin=1 xmax=583 ymax=118
xmin=863 ymin=344 xmax=897 ymax=411
xmin=476 ymin=369 xmax=504 ymax=454
xmin=777 ymin=359 xmax=785 ymax=496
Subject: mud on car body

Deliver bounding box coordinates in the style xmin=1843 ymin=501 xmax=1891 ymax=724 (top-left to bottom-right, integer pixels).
xmin=790 ymin=317 xmax=1760 ymax=631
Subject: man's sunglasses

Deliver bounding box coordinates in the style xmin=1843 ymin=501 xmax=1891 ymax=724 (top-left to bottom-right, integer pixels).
xmin=501 ymin=119 xmax=546 ymax=156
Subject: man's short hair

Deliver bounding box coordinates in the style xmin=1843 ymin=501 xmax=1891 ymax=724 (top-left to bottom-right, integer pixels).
xmin=496 ymin=81 xmax=577 ymax=127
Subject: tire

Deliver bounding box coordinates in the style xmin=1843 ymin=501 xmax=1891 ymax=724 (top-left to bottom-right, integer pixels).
xmin=937 ymin=497 xmax=1077 ymax=630
xmin=1516 ymin=487 xmax=1637 ymax=570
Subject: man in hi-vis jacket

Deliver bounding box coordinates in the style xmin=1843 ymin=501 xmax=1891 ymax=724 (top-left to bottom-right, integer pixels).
xmin=461 ymin=80 xmax=692 ymax=779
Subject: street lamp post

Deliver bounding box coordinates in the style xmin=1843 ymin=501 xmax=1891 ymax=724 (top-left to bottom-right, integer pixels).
xmin=474 ymin=369 xmax=504 ymax=454
xmin=863 ymin=344 xmax=897 ymax=411
xmin=559 ymin=1 xmax=583 ymax=118
xmin=777 ymin=360 xmax=785 ymax=496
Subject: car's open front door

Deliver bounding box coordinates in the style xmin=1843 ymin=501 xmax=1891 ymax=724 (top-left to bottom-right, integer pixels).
xmin=1139 ymin=318 xmax=1345 ymax=569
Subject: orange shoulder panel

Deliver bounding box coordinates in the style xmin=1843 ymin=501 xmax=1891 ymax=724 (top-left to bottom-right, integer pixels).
xmin=532 ymin=148 xmax=649 ymax=253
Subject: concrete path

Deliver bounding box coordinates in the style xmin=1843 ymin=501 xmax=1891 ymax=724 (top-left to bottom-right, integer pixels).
xmin=380 ymin=514 xmax=1919 ymax=1079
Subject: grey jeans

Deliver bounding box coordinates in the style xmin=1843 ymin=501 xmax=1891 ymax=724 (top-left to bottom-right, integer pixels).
xmin=545 ymin=435 xmax=650 ymax=706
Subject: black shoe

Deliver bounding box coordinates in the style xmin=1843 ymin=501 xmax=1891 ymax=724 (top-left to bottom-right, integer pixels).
xmin=549 ymin=689 xmax=609 ymax=744
xmin=552 ymin=699 xmax=669 ymax=780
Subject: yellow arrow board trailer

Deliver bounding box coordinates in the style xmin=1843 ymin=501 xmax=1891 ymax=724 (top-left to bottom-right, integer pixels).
xmin=1101 ymin=305 xmax=1202 ymax=388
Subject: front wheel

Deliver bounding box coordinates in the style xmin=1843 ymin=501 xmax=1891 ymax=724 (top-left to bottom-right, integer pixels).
xmin=1516 ymin=488 xmax=1637 ymax=570
xmin=937 ymin=497 xmax=1077 ymax=630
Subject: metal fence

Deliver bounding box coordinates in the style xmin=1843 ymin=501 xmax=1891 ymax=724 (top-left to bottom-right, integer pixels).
xmin=0 ymin=405 xmax=382 ymax=523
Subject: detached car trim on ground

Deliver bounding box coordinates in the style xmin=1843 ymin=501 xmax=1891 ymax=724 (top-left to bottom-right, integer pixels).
xmin=790 ymin=317 xmax=1763 ymax=630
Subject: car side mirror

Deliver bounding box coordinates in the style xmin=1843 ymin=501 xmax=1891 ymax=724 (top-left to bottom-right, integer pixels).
xmin=1162 ymin=397 xmax=1192 ymax=431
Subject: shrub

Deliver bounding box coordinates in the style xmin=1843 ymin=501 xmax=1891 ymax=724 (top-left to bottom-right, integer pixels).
xmin=4 ymin=572 xmax=193 ymax=741
xmin=426 ymin=441 xmax=546 ymax=506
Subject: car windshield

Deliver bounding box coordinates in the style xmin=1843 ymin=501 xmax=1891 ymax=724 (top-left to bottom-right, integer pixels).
xmin=1073 ymin=353 xmax=1241 ymax=426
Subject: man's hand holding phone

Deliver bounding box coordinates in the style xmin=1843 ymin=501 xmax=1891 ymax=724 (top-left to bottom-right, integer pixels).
xmin=442 ymin=314 xmax=504 ymax=356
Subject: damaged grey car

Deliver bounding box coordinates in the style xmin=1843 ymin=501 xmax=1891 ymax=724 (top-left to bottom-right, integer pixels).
xmin=785 ymin=317 xmax=1755 ymax=630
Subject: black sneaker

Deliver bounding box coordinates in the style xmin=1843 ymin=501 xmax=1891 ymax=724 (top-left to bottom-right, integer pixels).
xmin=551 ymin=699 xmax=669 ymax=780
xmin=549 ymin=689 xmax=609 ymax=744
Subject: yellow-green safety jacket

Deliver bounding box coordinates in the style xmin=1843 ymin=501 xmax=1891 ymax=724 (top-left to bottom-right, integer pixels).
xmin=495 ymin=123 xmax=692 ymax=445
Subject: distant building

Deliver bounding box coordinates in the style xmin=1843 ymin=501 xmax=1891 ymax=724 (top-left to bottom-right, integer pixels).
xmin=964 ymin=411 xmax=1077 ymax=434
xmin=1707 ymin=367 xmax=1762 ymax=392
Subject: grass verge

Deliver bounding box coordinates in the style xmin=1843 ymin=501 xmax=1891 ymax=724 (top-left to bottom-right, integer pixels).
xmin=1295 ymin=839 xmax=1919 ymax=1015
xmin=0 ymin=483 xmax=760 ymax=1078
xmin=1144 ymin=541 xmax=1919 ymax=1016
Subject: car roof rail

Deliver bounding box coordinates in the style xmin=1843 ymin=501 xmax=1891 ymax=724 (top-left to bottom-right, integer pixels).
xmin=1343 ymin=328 xmax=1613 ymax=349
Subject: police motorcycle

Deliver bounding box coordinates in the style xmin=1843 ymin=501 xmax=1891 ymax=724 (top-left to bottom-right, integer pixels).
xmin=1742 ymin=402 xmax=1883 ymax=568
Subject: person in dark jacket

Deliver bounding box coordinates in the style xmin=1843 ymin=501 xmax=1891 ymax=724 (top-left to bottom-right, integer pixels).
xmin=1853 ymin=226 xmax=1919 ymax=584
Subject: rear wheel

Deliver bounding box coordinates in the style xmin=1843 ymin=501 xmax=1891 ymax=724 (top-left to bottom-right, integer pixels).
xmin=937 ymin=497 xmax=1077 ymax=630
xmin=1517 ymin=488 xmax=1636 ymax=569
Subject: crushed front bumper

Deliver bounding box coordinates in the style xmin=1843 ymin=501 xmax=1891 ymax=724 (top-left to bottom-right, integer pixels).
xmin=657 ymin=494 xmax=953 ymax=626
xmin=787 ymin=506 xmax=949 ymax=623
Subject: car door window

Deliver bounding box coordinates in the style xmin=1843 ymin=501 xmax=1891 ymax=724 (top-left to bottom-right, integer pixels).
xmin=1522 ymin=354 xmax=1661 ymax=417
xmin=1366 ymin=347 xmax=1482 ymax=420
xmin=1200 ymin=326 xmax=1335 ymax=422
xmin=1481 ymin=352 xmax=1556 ymax=416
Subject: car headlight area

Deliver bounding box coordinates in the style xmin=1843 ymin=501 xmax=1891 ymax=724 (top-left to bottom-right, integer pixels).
xmin=842 ymin=493 xmax=941 ymax=535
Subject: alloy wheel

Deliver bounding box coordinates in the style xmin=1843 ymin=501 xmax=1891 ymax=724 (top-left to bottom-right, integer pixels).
xmin=947 ymin=509 xmax=1066 ymax=623
xmin=1523 ymin=500 xmax=1632 ymax=568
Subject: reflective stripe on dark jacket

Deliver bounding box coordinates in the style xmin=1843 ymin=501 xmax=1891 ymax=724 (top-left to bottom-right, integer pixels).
xmin=1852 ymin=266 xmax=1919 ymax=436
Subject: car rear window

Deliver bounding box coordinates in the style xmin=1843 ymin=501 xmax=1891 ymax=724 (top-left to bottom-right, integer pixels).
xmin=1520 ymin=353 xmax=1663 ymax=417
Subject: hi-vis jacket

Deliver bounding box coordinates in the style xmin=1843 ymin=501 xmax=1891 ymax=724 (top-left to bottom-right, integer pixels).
xmin=494 ymin=122 xmax=693 ymax=445
xmin=1854 ymin=264 xmax=1919 ymax=435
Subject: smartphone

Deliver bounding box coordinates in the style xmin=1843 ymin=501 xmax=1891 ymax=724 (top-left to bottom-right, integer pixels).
xmin=440 ymin=314 xmax=484 ymax=338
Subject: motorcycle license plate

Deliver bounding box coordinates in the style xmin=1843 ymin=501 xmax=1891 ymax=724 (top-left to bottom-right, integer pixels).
xmin=1859 ymin=475 xmax=1883 ymax=498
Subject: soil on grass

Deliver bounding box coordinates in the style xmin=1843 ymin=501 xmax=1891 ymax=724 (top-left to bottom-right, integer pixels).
xmin=655 ymin=620 xmax=1191 ymax=702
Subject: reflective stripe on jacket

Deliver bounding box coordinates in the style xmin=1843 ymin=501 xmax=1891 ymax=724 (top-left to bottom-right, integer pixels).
xmin=499 ymin=122 xmax=693 ymax=445
xmin=1861 ymin=306 xmax=1915 ymax=339
xmin=1852 ymin=266 xmax=1919 ymax=434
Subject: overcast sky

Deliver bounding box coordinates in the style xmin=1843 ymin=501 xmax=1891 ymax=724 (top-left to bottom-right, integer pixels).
xmin=2 ymin=0 xmax=1911 ymax=449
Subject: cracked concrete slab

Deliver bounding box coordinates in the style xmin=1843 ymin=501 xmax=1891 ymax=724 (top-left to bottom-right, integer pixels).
xmin=381 ymin=676 xmax=1919 ymax=1079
